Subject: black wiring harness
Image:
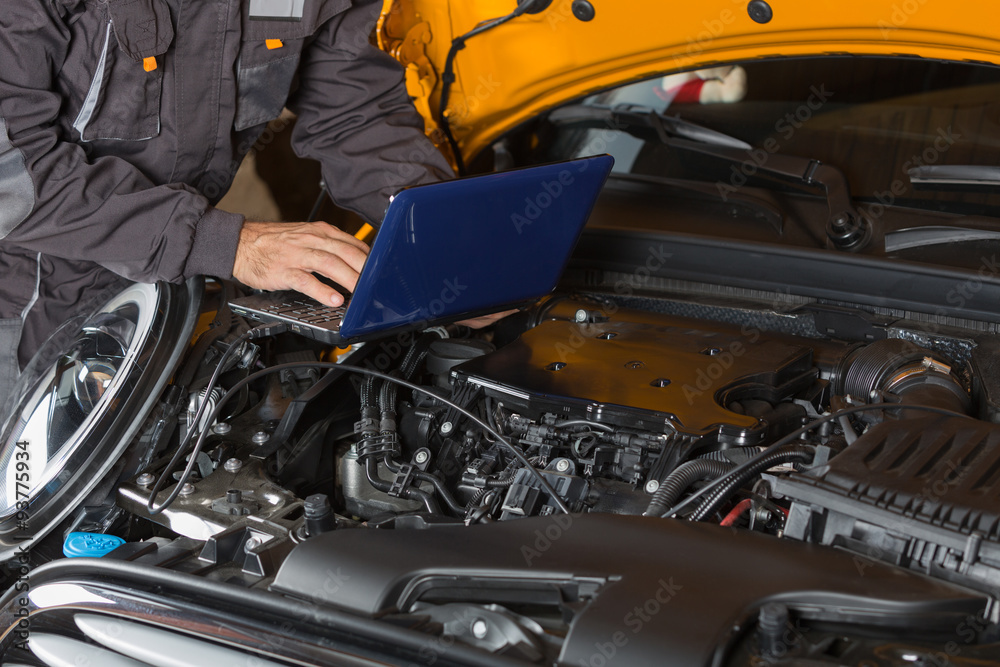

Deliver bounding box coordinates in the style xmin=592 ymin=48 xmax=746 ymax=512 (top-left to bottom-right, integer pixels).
xmin=661 ymin=402 xmax=972 ymax=520
xmin=147 ymin=322 xmax=571 ymax=515
xmin=148 ymin=323 xmax=974 ymax=524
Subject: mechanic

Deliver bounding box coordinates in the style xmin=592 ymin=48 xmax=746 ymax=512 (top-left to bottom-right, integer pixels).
xmin=0 ymin=0 xmax=455 ymax=408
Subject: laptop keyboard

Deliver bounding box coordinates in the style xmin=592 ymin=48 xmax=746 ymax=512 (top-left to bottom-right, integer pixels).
xmin=257 ymin=297 xmax=347 ymax=324
xmin=230 ymin=292 xmax=351 ymax=345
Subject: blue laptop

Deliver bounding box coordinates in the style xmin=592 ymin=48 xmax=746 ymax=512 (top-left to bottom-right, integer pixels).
xmin=230 ymin=155 xmax=614 ymax=344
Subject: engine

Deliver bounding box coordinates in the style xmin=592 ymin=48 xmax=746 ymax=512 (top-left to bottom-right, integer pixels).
xmin=105 ymin=291 xmax=1000 ymax=604
xmin=5 ymin=283 xmax=996 ymax=666
xmin=364 ymin=302 xmax=830 ymax=521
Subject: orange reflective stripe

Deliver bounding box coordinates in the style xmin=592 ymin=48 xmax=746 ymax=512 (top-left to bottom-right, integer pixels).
xmin=143 ymin=56 xmax=158 ymax=72
xmin=266 ymin=39 xmax=284 ymax=50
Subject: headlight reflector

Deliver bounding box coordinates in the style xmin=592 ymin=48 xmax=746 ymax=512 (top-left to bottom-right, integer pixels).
xmin=0 ymin=280 xmax=200 ymax=560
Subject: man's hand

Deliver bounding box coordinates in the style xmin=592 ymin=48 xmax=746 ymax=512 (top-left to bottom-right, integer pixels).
xmin=233 ymin=221 xmax=370 ymax=306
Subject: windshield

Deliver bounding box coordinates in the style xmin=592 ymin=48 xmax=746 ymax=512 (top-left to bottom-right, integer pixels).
xmin=513 ymin=56 xmax=1000 ymax=220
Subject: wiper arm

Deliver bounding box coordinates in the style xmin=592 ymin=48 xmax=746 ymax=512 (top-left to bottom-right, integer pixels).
xmin=548 ymin=103 xmax=752 ymax=150
xmin=549 ymin=103 xmax=872 ymax=251
xmin=885 ymin=225 xmax=1000 ymax=252
xmin=549 ymin=105 xmax=784 ymax=232
xmin=908 ymin=165 xmax=1000 ymax=188
xmin=660 ymin=134 xmax=872 ymax=252
xmin=616 ymin=173 xmax=784 ymax=233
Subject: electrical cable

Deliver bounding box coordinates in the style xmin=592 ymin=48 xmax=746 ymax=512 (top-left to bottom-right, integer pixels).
xmin=688 ymin=446 xmax=813 ymax=522
xmin=307 ymin=183 xmax=328 ymax=223
xmin=438 ymin=0 xmax=545 ymax=174
xmin=484 ymin=396 xmax=501 ymax=434
xmin=553 ymin=419 xmax=614 ymax=433
xmin=661 ymin=402 xmax=972 ymax=519
xmin=146 ymin=322 xmax=285 ymax=515
xmin=151 ymin=356 xmax=572 ymax=515
xmin=719 ymin=498 xmax=753 ymax=527
xmin=643 ymin=459 xmax=734 ymax=517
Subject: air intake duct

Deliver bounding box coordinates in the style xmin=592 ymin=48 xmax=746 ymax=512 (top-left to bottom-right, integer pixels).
xmin=836 ymin=339 xmax=970 ymax=415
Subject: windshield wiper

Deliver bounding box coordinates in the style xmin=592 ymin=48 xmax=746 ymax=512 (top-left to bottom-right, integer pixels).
xmin=549 ymin=104 xmax=787 ymax=232
xmin=614 ymin=172 xmax=784 ymax=233
xmin=659 ymin=134 xmax=872 ymax=252
xmin=550 ymin=103 xmax=873 ymax=251
xmin=885 ymin=225 xmax=1000 ymax=252
xmin=908 ymin=165 xmax=1000 ymax=188
xmin=549 ymin=103 xmax=753 ymax=150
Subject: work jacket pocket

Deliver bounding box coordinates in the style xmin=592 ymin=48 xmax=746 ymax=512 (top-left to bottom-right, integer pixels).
xmin=73 ymin=12 xmax=169 ymax=143
xmin=234 ymin=0 xmax=351 ymax=131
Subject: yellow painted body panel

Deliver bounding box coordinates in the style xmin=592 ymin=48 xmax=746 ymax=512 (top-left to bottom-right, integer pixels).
xmin=379 ymin=0 xmax=1000 ymax=166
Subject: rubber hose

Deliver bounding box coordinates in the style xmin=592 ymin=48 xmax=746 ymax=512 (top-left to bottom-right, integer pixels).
xmin=466 ymin=488 xmax=487 ymax=510
xmin=398 ymin=339 xmax=422 ymax=379
xmin=838 ymin=414 xmax=858 ymax=444
xmin=415 ymin=471 xmax=466 ymax=515
xmin=360 ymin=375 xmax=377 ymax=411
xmin=364 ymin=457 xmax=441 ymax=514
xmin=643 ymin=460 xmax=735 ymax=517
xmin=364 ymin=456 xmax=392 ymax=493
xmin=378 ymin=375 xmax=398 ymax=415
xmin=689 ymin=447 xmax=814 ymax=522
xmin=401 ymin=332 xmax=438 ymax=379
xmin=404 ymin=487 xmax=441 ymax=515
xmin=695 ymin=448 xmax=760 ymax=465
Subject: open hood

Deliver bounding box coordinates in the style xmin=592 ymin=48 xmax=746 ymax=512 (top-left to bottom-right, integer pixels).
xmin=379 ymin=0 xmax=1000 ymax=166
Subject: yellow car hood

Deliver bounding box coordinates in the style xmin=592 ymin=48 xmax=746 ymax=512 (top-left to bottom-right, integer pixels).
xmin=379 ymin=0 xmax=1000 ymax=167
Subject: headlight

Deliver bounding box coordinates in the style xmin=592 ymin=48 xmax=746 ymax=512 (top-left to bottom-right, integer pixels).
xmin=0 ymin=280 xmax=201 ymax=561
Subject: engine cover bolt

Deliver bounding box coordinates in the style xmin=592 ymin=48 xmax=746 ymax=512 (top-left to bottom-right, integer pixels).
xmin=224 ymin=458 xmax=243 ymax=473
xmin=414 ymin=450 xmax=430 ymax=465
xmin=136 ymin=473 xmax=155 ymax=487
xmin=252 ymin=431 xmax=270 ymax=444
xmin=179 ymin=483 xmax=196 ymax=496
xmin=245 ymin=537 xmax=262 ymax=552
xmin=555 ymin=459 xmax=571 ymax=473
xmin=645 ymin=480 xmax=660 ymax=494
xmin=440 ymin=421 xmax=454 ymax=436
xmin=574 ymin=309 xmax=588 ymax=323
xmin=471 ymin=619 xmax=489 ymax=639
xmin=213 ymin=422 xmax=232 ymax=435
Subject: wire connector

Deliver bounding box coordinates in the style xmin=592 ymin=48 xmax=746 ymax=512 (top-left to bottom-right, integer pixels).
xmin=248 ymin=321 xmax=288 ymax=340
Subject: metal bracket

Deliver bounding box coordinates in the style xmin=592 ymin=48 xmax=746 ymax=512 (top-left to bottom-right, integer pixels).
xmin=252 ymin=368 xmax=344 ymax=460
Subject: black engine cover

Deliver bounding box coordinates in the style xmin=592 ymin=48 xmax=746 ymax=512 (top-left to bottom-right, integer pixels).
xmin=454 ymin=310 xmax=820 ymax=443
xmin=272 ymin=514 xmax=986 ymax=667
xmin=776 ymin=416 xmax=1000 ymax=594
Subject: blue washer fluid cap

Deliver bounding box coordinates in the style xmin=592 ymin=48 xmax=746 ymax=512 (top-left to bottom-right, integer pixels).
xmin=63 ymin=532 xmax=126 ymax=558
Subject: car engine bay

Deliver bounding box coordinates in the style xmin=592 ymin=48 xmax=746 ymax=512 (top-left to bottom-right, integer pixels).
xmin=28 ymin=279 xmax=988 ymax=665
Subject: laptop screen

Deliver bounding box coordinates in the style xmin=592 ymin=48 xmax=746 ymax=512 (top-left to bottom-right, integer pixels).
xmin=339 ymin=155 xmax=614 ymax=340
